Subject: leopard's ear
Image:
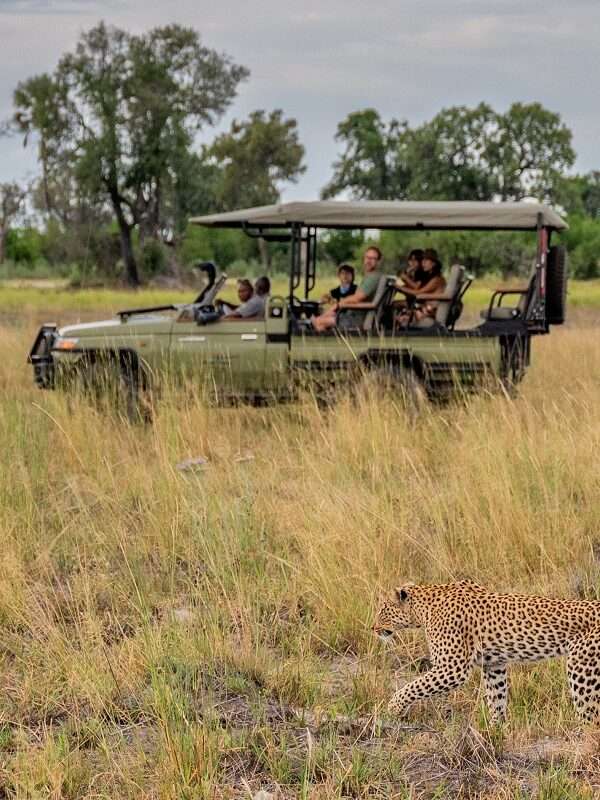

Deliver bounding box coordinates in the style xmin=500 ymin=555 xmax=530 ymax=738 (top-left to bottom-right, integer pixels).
xmin=395 ymin=583 xmax=414 ymax=603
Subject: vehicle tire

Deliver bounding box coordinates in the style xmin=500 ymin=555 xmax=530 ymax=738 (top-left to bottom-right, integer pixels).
xmin=546 ymin=245 xmax=568 ymax=325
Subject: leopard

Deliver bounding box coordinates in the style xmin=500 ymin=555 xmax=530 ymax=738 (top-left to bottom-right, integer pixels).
xmin=373 ymin=580 xmax=600 ymax=723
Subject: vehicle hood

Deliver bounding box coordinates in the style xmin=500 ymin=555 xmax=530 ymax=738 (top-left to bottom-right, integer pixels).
xmin=59 ymin=314 xmax=171 ymax=337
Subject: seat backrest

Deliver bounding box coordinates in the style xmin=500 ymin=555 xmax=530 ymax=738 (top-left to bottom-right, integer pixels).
xmin=362 ymin=274 xmax=394 ymax=332
xmin=517 ymin=264 xmax=537 ymax=315
xmin=434 ymin=264 xmax=465 ymax=325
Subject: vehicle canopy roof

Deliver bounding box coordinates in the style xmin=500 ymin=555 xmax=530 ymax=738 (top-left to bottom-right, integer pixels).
xmin=190 ymin=200 xmax=567 ymax=232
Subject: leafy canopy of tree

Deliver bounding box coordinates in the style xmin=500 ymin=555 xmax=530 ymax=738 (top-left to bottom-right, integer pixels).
xmin=321 ymin=109 xmax=411 ymax=200
xmin=13 ymin=22 xmax=248 ymax=285
xmin=561 ymin=171 xmax=600 ymax=219
xmin=323 ymin=102 xmax=576 ymax=205
xmin=207 ymin=109 xmax=305 ymax=269
xmin=208 ymin=110 xmax=305 ymax=209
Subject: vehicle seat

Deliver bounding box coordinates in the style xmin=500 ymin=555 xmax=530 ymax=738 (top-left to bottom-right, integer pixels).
xmin=362 ymin=274 xmax=396 ymax=332
xmin=336 ymin=274 xmax=395 ymax=334
xmin=480 ymin=267 xmax=534 ymax=321
xmin=411 ymin=264 xmax=467 ymax=329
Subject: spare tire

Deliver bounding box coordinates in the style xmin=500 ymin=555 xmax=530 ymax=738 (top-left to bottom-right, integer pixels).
xmin=546 ymin=245 xmax=568 ymax=325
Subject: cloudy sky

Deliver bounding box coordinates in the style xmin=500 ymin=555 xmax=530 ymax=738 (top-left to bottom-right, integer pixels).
xmin=1 ymin=0 xmax=599 ymax=199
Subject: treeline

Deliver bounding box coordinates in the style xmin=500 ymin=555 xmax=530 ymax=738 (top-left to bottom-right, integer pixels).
xmin=1 ymin=22 xmax=599 ymax=284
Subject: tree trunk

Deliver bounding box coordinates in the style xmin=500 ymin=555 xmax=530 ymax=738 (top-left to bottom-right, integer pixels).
xmin=119 ymin=223 xmax=139 ymax=287
xmin=109 ymin=191 xmax=140 ymax=287
xmin=258 ymin=237 xmax=271 ymax=273
xmin=0 ymin=227 xmax=6 ymax=264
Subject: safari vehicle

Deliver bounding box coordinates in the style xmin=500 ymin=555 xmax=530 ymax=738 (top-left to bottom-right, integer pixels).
xmin=28 ymin=201 xmax=568 ymax=408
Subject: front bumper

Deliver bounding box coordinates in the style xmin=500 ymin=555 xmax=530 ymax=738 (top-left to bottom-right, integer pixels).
xmin=28 ymin=324 xmax=58 ymax=388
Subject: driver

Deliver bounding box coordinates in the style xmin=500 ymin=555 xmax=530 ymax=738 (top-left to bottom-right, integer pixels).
xmin=219 ymin=275 xmax=271 ymax=320
xmin=217 ymin=279 xmax=254 ymax=316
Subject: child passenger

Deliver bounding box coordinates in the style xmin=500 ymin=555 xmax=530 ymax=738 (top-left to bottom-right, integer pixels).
xmin=321 ymin=264 xmax=357 ymax=305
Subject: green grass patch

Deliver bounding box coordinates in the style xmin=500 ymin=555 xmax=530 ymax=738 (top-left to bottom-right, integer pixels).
xmin=2 ymin=277 xmax=600 ymax=320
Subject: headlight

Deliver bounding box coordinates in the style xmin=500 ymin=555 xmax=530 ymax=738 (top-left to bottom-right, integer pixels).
xmin=53 ymin=337 xmax=80 ymax=351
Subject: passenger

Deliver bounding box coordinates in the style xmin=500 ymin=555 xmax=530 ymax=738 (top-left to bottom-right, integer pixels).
xmin=220 ymin=275 xmax=270 ymax=320
xmin=320 ymin=264 xmax=357 ymax=305
xmin=397 ymin=249 xmax=425 ymax=291
xmin=395 ymin=248 xmax=446 ymax=327
xmin=393 ymin=248 xmax=426 ymax=315
xmin=311 ymin=246 xmax=383 ymax=333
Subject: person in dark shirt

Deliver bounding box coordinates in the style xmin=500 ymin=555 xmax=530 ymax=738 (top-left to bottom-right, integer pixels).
xmin=394 ymin=248 xmax=446 ymax=327
xmin=397 ymin=249 xmax=426 ymax=290
xmin=321 ymin=264 xmax=357 ymax=304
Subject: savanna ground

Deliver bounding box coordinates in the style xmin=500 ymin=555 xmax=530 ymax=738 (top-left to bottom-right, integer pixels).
xmin=1 ymin=280 xmax=600 ymax=798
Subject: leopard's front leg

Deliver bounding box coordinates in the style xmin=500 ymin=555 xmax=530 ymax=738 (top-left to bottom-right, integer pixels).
xmin=387 ymin=662 xmax=472 ymax=716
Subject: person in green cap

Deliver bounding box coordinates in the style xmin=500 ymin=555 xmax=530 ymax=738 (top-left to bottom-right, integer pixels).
xmin=311 ymin=245 xmax=383 ymax=333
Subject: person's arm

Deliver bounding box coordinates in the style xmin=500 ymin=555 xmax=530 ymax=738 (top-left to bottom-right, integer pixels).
xmin=416 ymin=275 xmax=446 ymax=297
xmin=396 ymin=286 xmax=418 ymax=297
xmin=397 ymin=274 xmax=420 ymax=290
xmin=337 ymin=288 xmax=368 ymax=308
xmin=223 ymin=296 xmax=264 ymax=320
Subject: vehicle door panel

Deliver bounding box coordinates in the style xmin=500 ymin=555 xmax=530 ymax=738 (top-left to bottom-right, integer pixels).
xmin=170 ymin=315 xmax=267 ymax=393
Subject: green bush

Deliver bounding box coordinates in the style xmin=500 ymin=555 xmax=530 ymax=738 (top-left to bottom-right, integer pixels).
xmin=562 ymin=214 xmax=600 ymax=278
xmin=319 ymin=229 xmax=365 ymax=264
xmin=5 ymin=227 xmax=44 ymax=264
xmin=140 ymin=239 xmax=167 ymax=278
xmin=179 ymin=225 xmax=257 ymax=268
xmin=379 ymin=229 xmax=536 ymax=278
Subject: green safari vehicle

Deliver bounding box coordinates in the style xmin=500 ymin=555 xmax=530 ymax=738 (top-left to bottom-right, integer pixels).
xmin=28 ymin=201 xmax=568 ymax=409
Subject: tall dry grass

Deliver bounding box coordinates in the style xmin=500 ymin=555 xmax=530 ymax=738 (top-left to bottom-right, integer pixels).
xmin=1 ymin=315 xmax=600 ymax=797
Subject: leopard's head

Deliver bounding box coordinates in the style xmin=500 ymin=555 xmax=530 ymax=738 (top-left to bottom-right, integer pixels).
xmin=372 ymin=586 xmax=417 ymax=641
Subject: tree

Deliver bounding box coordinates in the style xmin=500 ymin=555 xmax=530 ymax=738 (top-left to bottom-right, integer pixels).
xmin=208 ymin=109 xmax=305 ymax=268
xmin=559 ymin=171 xmax=600 ymax=218
xmin=321 ymin=109 xmax=411 ymax=200
xmin=408 ymin=104 xmax=495 ymax=200
xmin=13 ymin=23 xmax=248 ymax=286
xmin=484 ymin=102 xmax=575 ymax=202
xmin=0 ymin=182 xmax=25 ymax=263
xmin=209 ymin=109 xmax=305 ymax=208
xmin=579 ymin=172 xmax=600 ymax=218
xmin=13 ymin=74 xmax=71 ymax=219
xmin=324 ymin=103 xmax=576 ymax=205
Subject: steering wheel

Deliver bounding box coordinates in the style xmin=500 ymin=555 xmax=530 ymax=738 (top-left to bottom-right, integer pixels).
xmin=287 ymin=294 xmax=304 ymax=318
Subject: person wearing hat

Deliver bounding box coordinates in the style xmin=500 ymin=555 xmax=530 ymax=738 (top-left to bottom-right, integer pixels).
xmin=394 ymin=248 xmax=446 ymax=327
